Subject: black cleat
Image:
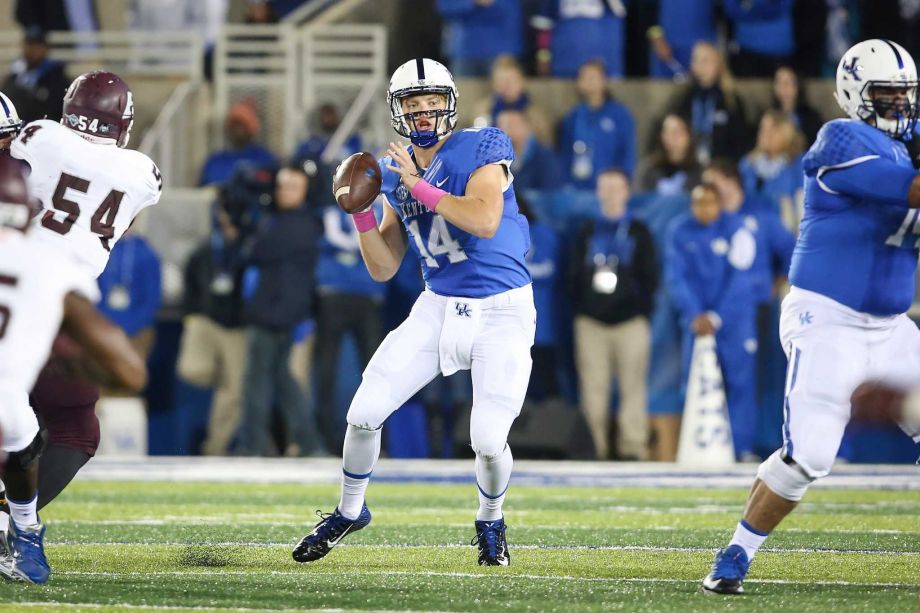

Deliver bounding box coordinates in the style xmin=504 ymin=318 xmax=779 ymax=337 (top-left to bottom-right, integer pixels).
xmin=471 ymin=518 xmax=510 ymax=566
xmin=292 ymin=504 xmax=371 ymax=563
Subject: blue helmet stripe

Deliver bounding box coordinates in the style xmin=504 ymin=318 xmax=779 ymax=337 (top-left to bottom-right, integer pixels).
xmin=0 ymin=95 xmax=10 ymax=118
xmin=881 ymin=39 xmax=905 ymax=70
xmin=415 ymin=58 xmax=425 ymax=80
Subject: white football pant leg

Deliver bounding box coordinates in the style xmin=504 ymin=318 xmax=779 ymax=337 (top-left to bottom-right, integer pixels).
xmin=774 ymin=290 xmax=869 ymax=480
xmin=468 ymin=289 xmax=536 ymax=458
xmin=346 ymin=291 xmax=443 ymax=431
xmin=0 ymin=390 xmax=39 ymax=454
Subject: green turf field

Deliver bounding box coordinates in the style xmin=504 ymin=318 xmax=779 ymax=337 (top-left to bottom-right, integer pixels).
xmin=0 ymin=480 xmax=916 ymax=612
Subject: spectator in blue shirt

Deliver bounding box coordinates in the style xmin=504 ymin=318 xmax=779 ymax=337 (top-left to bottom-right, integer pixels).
xmin=437 ymin=0 xmax=524 ymax=77
xmin=665 ymin=183 xmax=759 ymax=459
xmin=724 ymin=0 xmax=795 ymax=77
xmin=532 ymin=0 xmax=628 ymax=78
xmin=97 ymin=232 xmax=162 ymax=359
xmin=646 ymin=0 xmax=716 ymax=80
xmin=497 ymin=109 xmax=561 ymax=195
xmin=292 ymin=102 xmax=362 ymax=167
xmin=704 ymin=159 xmax=794 ymax=309
xmin=705 ymin=159 xmax=795 ymax=459
xmin=738 ymin=110 xmax=805 ymax=232
xmin=635 ymin=113 xmax=702 ymax=196
xmin=200 ymin=100 xmax=277 ymax=187
xmin=313 ymin=203 xmax=385 ymax=453
xmin=558 ymin=59 xmax=637 ymax=189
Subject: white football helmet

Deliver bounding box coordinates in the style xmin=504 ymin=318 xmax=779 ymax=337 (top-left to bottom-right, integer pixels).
xmin=387 ymin=58 xmax=458 ymax=148
xmin=0 ymin=91 xmax=22 ymax=140
xmin=835 ymin=39 xmax=919 ymax=138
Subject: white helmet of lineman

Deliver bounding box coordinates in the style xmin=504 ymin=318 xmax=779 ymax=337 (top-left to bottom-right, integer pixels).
xmin=387 ymin=58 xmax=459 ymax=148
xmin=835 ymin=39 xmax=919 ymax=139
xmin=0 ymin=90 xmax=22 ymax=141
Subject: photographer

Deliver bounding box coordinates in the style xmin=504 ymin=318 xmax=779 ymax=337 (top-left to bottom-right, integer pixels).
xmin=236 ymin=160 xmax=324 ymax=457
xmin=569 ymin=169 xmax=658 ymax=461
xmin=217 ymin=162 xmax=278 ymax=242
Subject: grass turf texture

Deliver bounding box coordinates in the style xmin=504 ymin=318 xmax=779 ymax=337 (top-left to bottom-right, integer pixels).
xmin=0 ymin=482 xmax=916 ymax=612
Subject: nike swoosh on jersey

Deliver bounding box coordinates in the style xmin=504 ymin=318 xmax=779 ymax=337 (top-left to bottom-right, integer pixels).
xmin=435 ymin=177 xmax=449 ymax=187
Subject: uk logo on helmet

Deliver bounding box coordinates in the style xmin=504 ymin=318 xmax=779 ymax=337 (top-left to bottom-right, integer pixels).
xmin=842 ymin=56 xmax=861 ymax=81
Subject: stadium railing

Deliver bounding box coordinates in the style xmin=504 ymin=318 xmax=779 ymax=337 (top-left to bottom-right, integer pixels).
xmin=0 ymin=30 xmax=203 ymax=80
xmin=212 ymin=23 xmax=388 ymax=161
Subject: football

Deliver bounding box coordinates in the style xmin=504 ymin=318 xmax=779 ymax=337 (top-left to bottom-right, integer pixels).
xmin=332 ymin=151 xmax=382 ymax=214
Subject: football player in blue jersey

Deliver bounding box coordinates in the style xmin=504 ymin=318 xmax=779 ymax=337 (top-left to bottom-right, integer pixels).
xmin=703 ymin=39 xmax=920 ymax=594
xmin=293 ymin=58 xmax=535 ymax=567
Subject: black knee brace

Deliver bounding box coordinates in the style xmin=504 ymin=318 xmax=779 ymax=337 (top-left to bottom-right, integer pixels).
xmin=6 ymin=430 xmax=47 ymax=472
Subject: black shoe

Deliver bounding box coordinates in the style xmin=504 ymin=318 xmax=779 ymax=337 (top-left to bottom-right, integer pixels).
xmin=292 ymin=504 xmax=371 ymax=563
xmin=471 ymin=518 xmax=510 ymax=566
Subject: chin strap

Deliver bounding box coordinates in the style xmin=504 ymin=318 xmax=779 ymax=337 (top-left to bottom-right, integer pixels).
xmin=409 ymin=130 xmax=439 ymax=148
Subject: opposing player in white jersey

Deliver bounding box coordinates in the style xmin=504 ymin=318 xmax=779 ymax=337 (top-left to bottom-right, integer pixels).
xmin=1 ymin=71 xmax=160 ymax=528
xmin=11 ymin=70 xmax=162 ymax=278
xmin=703 ymin=39 xmax=920 ymax=594
xmin=0 ymin=153 xmax=146 ymax=584
xmin=294 ymin=59 xmax=534 ymax=567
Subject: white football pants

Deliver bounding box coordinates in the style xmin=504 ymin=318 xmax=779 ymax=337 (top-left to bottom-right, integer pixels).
xmin=777 ymin=286 xmax=920 ymax=479
xmin=347 ymin=284 xmax=536 ymax=457
xmin=0 ymin=388 xmax=39 ymax=453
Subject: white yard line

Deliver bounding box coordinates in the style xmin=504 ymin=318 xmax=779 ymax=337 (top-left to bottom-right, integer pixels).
xmin=45 ymin=542 xmax=920 ymax=556
xmin=11 ymin=603 xmax=455 ymax=613
xmin=51 ymin=569 xmax=918 ymax=588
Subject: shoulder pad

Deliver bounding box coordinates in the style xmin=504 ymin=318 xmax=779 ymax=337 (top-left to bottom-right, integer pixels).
xmin=803 ymin=119 xmax=881 ymax=172
xmin=473 ymin=127 xmax=514 ymax=168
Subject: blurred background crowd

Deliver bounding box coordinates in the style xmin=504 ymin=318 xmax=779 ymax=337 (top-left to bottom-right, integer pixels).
xmin=5 ymin=0 xmax=919 ymax=463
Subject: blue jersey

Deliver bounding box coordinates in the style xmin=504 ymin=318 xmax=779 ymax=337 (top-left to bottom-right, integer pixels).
xmin=790 ymin=119 xmax=919 ymax=316
xmin=739 ymin=197 xmax=795 ymax=304
xmin=379 ymin=127 xmax=531 ymax=298
xmin=665 ymin=211 xmax=756 ymax=326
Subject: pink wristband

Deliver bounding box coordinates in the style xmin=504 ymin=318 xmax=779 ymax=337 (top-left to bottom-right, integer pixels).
xmin=352 ymin=209 xmax=378 ymax=233
xmin=410 ymin=179 xmax=448 ymax=212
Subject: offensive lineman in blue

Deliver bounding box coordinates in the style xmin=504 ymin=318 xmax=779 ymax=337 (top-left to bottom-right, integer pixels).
xmin=703 ymin=39 xmax=920 ymax=594
xmin=293 ymin=59 xmax=535 ymax=567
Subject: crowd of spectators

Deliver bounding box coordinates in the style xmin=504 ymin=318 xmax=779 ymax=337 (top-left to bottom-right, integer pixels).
xmin=29 ymin=0 xmax=912 ymax=462
xmin=159 ymin=37 xmax=810 ymax=461
xmin=436 ymin=0 xmax=871 ymax=80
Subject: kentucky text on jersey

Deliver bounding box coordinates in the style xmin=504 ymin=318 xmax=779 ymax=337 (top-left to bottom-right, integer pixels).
xmin=379 ymin=127 xmax=531 ymax=298
xmin=791 ymin=119 xmax=920 ymax=315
